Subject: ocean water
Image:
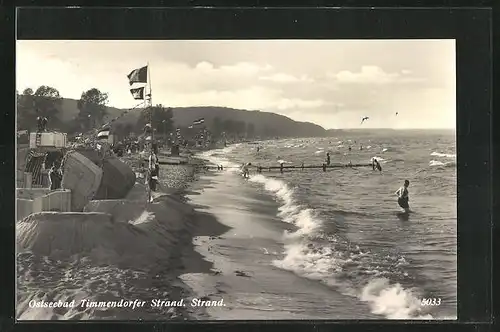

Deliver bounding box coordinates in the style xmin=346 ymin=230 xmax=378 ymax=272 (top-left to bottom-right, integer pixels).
xmin=187 ymin=130 xmax=457 ymax=320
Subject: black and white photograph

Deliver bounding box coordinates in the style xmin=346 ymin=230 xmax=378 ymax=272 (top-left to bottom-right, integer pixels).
xmin=16 ymin=39 xmax=456 ymax=320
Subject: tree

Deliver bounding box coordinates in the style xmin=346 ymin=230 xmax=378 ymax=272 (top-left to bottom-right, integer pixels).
xmin=77 ymin=88 xmax=109 ymax=131
xmin=17 ymin=86 xmax=62 ymax=130
xmin=135 ymin=104 xmax=174 ymax=137
xmin=17 ymin=89 xmax=35 ymax=130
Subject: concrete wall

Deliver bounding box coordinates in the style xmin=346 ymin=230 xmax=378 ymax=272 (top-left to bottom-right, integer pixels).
xmin=16 ymin=189 xmax=72 ymax=221
xmin=17 ymin=199 xmax=35 ymax=222
xmin=34 ymin=190 xmax=72 ymax=213
xmin=17 ymin=188 xmax=51 ymax=200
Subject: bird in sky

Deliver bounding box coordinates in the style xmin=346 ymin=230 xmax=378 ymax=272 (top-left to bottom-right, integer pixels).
xmin=360 ymin=116 xmax=369 ymax=125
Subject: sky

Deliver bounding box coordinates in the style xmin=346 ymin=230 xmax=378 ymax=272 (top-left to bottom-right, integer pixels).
xmin=16 ymin=40 xmax=456 ymax=129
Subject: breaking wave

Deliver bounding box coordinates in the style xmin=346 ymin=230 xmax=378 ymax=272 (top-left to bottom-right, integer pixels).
xmin=429 ymin=160 xmax=456 ymax=167
xmin=430 ymin=152 xmax=456 ymax=158
xmin=246 ymin=172 xmax=435 ymax=319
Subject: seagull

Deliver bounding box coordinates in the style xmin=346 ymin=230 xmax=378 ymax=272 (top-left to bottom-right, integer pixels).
xmin=360 ymin=116 xmax=369 ymax=125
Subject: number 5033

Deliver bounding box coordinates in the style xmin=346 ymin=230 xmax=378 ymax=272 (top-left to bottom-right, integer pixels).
xmin=421 ymin=298 xmax=441 ymax=306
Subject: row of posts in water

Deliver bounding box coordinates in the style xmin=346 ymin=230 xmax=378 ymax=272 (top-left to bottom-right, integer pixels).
xmin=213 ymin=160 xmax=382 ymax=173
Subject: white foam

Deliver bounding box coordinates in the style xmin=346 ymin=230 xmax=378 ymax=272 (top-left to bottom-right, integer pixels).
xmin=200 ymin=146 xmax=241 ymax=173
xmin=360 ymin=278 xmax=433 ymax=319
xmin=429 ymin=160 xmax=456 ymax=167
xmin=248 ymin=174 xmax=322 ymax=237
xmin=272 ymin=242 xmax=344 ymax=287
xmin=382 ymin=148 xmax=389 ymax=152
xmin=199 ymin=143 xmax=450 ymax=320
xmin=430 ymin=152 xmax=456 ymax=158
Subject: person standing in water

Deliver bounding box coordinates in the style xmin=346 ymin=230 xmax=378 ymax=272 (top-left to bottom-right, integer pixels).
xmin=373 ymin=158 xmax=382 ymax=172
xmin=242 ymin=162 xmax=251 ymax=178
xmin=326 ymin=152 xmax=331 ymax=166
xmin=395 ymin=180 xmax=410 ymax=213
xmin=257 ymin=146 xmax=260 ymax=153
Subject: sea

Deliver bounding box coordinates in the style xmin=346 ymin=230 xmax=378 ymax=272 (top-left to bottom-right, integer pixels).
xmin=183 ymin=129 xmax=457 ymax=320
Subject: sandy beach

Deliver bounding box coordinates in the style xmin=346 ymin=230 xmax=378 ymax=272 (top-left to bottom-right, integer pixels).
xmin=16 ymin=151 xmax=230 ymax=320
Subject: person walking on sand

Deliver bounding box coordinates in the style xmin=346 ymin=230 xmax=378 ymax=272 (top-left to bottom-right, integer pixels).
xmin=395 ymin=180 xmax=411 ymax=213
xmin=148 ymin=145 xmax=160 ymax=197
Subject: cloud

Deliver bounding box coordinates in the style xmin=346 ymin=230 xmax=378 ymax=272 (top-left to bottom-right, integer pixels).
xmin=195 ymin=61 xmax=273 ymax=76
xmin=274 ymin=98 xmax=328 ymax=110
xmin=16 ymin=40 xmax=455 ymax=129
xmin=329 ymin=66 xmax=425 ymax=84
xmin=259 ymin=73 xmax=314 ymax=84
xmin=159 ymin=86 xmax=328 ymax=113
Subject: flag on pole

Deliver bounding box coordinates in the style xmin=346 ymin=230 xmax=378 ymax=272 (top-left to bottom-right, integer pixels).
xmin=130 ymin=87 xmax=145 ymax=100
xmin=97 ymin=126 xmax=110 ymax=139
xmin=192 ymin=118 xmax=205 ymax=126
xmin=127 ymin=66 xmax=148 ymax=85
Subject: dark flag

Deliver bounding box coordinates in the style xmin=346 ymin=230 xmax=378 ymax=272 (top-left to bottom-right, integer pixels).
xmin=127 ymin=66 xmax=148 ymax=85
xmin=130 ymin=87 xmax=145 ymax=100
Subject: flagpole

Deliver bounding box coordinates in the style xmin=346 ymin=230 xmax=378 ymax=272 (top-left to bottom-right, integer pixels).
xmin=147 ymin=62 xmax=153 ymax=142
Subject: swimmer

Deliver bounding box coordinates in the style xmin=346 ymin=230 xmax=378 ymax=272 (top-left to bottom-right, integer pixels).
xmin=395 ymin=180 xmax=410 ymax=213
xmin=241 ymin=162 xmax=251 ymax=178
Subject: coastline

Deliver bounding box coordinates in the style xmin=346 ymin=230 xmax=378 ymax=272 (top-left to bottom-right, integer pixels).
xmin=16 ymin=149 xmax=231 ymax=320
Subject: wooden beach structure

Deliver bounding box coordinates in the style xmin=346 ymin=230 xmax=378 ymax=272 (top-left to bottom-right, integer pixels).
xmin=192 ymin=162 xmax=377 ymax=173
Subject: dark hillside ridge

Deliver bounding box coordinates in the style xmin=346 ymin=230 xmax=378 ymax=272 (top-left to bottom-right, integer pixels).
xmin=52 ymin=99 xmax=331 ymax=138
